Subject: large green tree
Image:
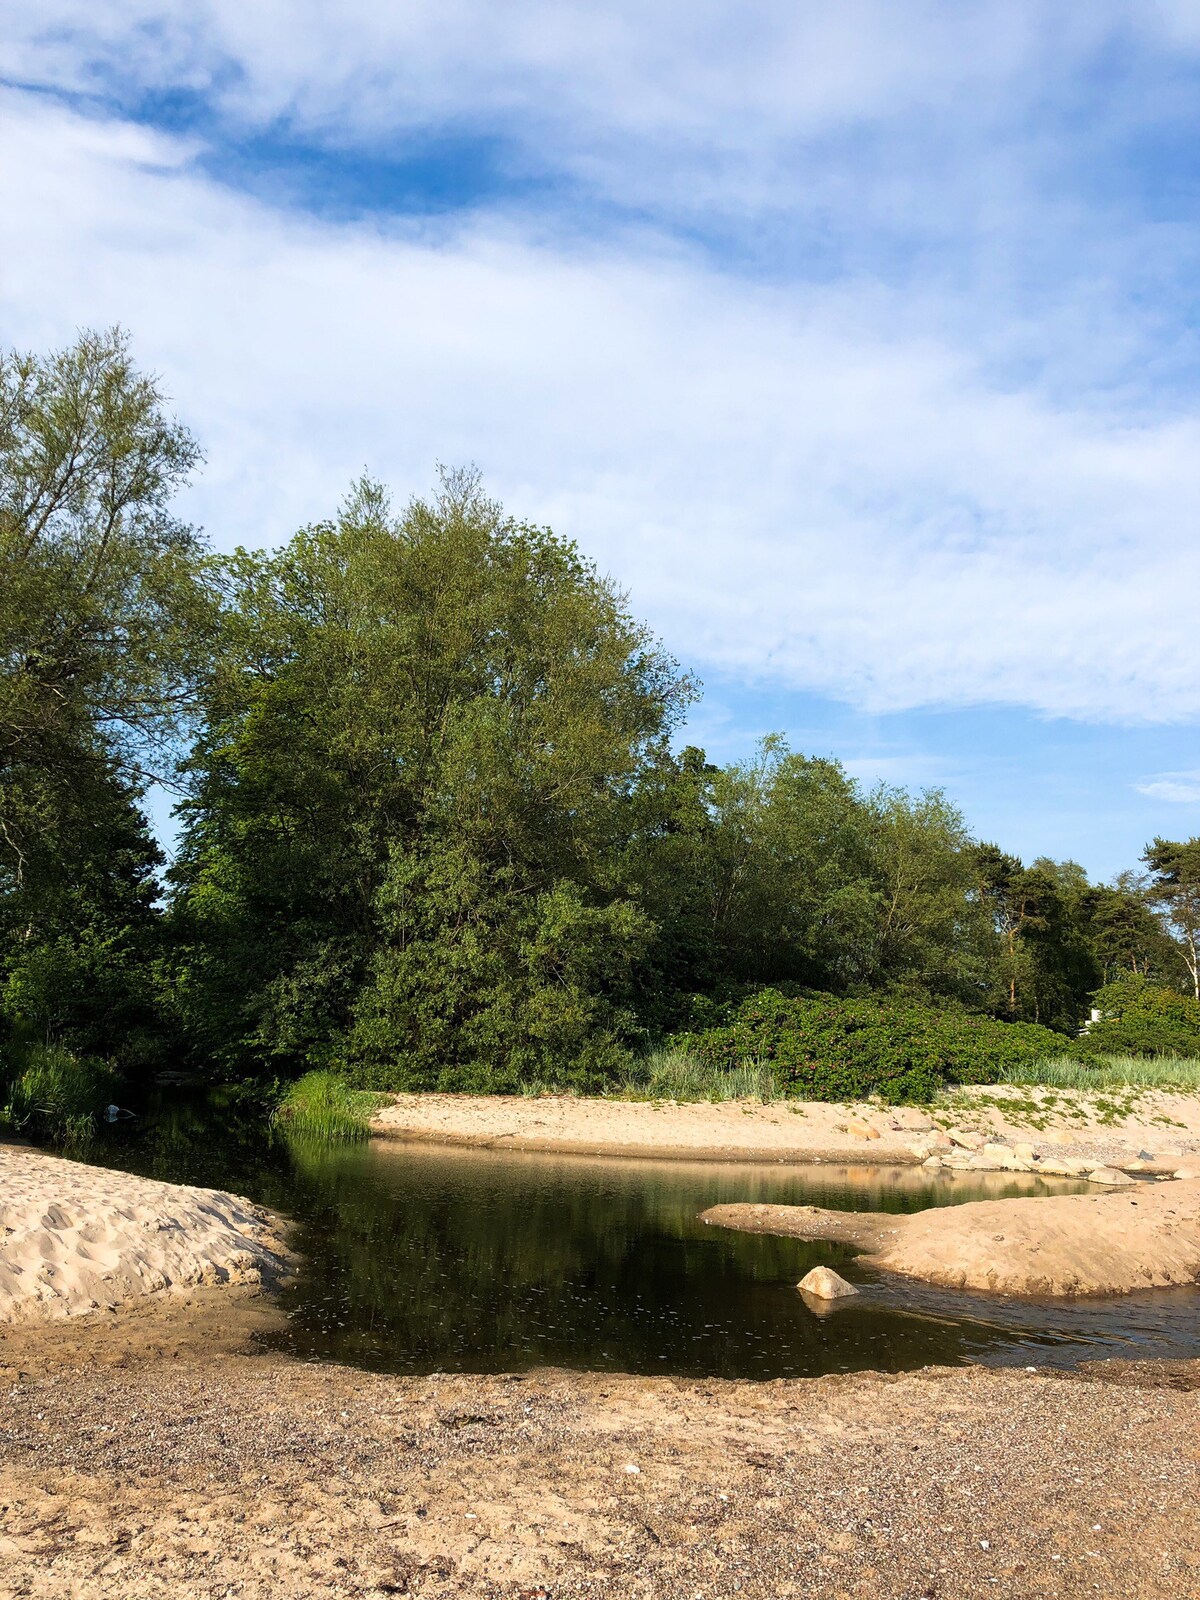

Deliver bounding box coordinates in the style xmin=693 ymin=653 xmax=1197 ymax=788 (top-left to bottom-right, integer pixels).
xmin=170 ymin=472 xmax=694 ymax=1085
xmin=1 ymin=330 xmax=211 ymax=1069
xmin=1143 ymin=837 xmax=1200 ymax=999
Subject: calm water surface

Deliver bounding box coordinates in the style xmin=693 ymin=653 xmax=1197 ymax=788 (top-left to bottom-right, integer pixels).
xmin=86 ymin=1090 xmax=1200 ymax=1379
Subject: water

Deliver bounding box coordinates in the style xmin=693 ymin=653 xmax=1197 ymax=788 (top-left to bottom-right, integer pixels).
xmin=85 ymin=1089 xmax=1200 ymax=1379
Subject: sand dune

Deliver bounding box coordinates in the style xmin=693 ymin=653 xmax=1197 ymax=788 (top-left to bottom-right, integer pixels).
xmin=0 ymin=1144 xmax=292 ymax=1323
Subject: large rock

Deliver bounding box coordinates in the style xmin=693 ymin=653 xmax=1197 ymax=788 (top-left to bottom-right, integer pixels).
xmin=891 ymin=1108 xmax=935 ymax=1132
xmin=1087 ymin=1167 xmax=1136 ymax=1187
xmin=845 ymin=1119 xmax=881 ymax=1141
xmin=797 ymin=1266 xmax=860 ymax=1300
xmin=947 ymin=1129 xmax=985 ymax=1151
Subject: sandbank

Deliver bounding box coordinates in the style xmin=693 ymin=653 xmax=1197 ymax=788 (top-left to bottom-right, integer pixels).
xmin=703 ymin=1175 xmax=1200 ymax=1296
xmin=0 ymin=1142 xmax=293 ymax=1324
xmin=371 ymin=1085 xmax=1200 ymax=1172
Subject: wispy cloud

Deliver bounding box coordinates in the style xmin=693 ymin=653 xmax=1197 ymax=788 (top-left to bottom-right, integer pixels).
xmin=1136 ymin=772 xmax=1200 ymax=804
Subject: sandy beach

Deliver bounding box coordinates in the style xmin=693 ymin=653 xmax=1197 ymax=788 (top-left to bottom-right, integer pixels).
xmin=0 ymin=1298 xmax=1197 ymax=1599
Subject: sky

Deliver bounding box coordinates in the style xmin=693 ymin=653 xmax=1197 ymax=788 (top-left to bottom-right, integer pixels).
xmin=3 ymin=1 xmax=1200 ymax=878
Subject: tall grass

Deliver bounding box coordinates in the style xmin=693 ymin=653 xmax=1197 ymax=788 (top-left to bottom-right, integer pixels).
xmin=1001 ymin=1053 xmax=1200 ymax=1092
xmin=272 ymin=1070 xmax=380 ymax=1141
xmin=1 ymin=1042 xmax=116 ymax=1147
xmin=617 ymin=1048 xmax=778 ymax=1103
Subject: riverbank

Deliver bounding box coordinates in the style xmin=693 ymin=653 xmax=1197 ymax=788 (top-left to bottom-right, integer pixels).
xmin=371 ymin=1085 xmax=1200 ymax=1173
xmin=0 ymin=1143 xmax=293 ymax=1323
xmin=2 ymin=1302 xmax=1198 ymax=1599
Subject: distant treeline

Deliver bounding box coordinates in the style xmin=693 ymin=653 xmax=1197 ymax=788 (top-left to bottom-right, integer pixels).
xmin=4 ymin=331 xmax=1200 ymax=1099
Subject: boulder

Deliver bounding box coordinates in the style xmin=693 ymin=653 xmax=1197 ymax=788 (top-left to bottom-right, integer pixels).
xmin=797 ymin=1266 xmax=860 ymax=1300
xmin=1087 ymin=1167 xmax=1136 ymax=1187
xmin=921 ymin=1155 xmax=944 ymax=1170
xmin=1174 ymin=1165 xmax=1200 ymax=1181
xmin=1013 ymin=1142 xmax=1037 ymax=1163
xmin=947 ymin=1129 xmax=985 ymax=1151
xmin=891 ymin=1108 xmax=935 ymax=1132
xmin=846 ymin=1120 xmax=881 ymax=1141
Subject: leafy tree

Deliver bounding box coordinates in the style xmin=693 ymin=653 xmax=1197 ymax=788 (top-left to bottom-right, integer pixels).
xmin=0 ymin=329 xmax=210 ymax=1075
xmin=971 ymin=847 xmax=1098 ymax=1030
xmin=171 ymin=472 xmax=694 ymax=1085
xmin=1142 ymin=837 xmax=1200 ymax=999
xmin=1078 ymin=871 xmax=1186 ymax=988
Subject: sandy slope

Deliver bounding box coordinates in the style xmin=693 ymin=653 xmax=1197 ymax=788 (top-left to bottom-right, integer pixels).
xmin=704 ymin=1175 xmax=1200 ymax=1295
xmin=0 ymin=1143 xmax=293 ymax=1323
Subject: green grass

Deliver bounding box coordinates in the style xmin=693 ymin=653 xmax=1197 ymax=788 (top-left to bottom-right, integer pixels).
xmin=0 ymin=1042 xmax=116 ymax=1148
xmin=272 ymin=1070 xmax=384 ymax=1142
xmin=1001 ymin=1053 xmax=1200 ymax=1093
xmin=615 ymin=1048 xmax=778 ymax=1103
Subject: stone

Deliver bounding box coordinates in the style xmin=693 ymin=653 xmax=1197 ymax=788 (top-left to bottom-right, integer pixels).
xmin=846 ymin=1120 xmax=881 ymax=1141
xmin=891 ymin=1108 xmax=935 ymax=1132
xmin=947 ymin=1129 xmax=985 ymax=1151
xmin=1174 ymin=1165 xmax=1200 ymax=1181
xmin=1087 ymin=1167 xmax=1136 ymax=1187
xmin=1013 ymin=1142 xmax=1037 ymax=1163
xmin=797 ymin=1266 xmax=860 ymax=1300
xmin=921 ymin=1155 xmax=943 ymax=1169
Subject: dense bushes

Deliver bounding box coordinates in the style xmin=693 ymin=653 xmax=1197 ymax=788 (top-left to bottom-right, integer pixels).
xmin=1082 ymin=976 xmax=1200 ymax=1058
xmin=669 ymin=989 xmax=1074 ymax=1103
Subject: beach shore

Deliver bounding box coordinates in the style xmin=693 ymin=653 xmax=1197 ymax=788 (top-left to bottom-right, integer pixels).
xmin=2 ymin=1300 xmax=1198 ymax=1599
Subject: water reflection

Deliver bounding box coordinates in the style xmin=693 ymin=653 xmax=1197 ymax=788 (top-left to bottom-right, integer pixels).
xmin=88 ymin=1095 xmax=1200 ymax=1379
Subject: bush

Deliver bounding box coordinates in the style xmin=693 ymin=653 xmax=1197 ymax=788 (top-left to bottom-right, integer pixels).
xmin=0 ymin=1041 xmax=117 ymax=1146
xmin=1080 ymin=976 xmax=1200 ymax=1059
xmin=668 ymin=988 xmax=1073 ymax=1103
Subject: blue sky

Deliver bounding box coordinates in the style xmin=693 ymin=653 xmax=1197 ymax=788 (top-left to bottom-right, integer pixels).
xmin=4 ymin=2 xmax=1200 ymax=877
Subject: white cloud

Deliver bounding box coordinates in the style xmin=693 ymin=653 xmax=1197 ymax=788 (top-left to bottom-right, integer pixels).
xmin=1136 ymin=773 xmax=1200 ymax=803
xmin=5 ymin=89 xmax=1200 ymax=725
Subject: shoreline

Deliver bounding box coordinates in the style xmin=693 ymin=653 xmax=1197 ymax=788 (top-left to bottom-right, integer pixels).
xmin=371 ymin=1085 xmax=1200 ymax=1176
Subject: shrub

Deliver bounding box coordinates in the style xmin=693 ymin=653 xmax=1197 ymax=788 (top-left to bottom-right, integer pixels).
xmin=668 ymin=988 xmax=1073 ymax=1103
xmin=1080 ymin=976 xmax=1200 ymax=1059
xmin=0 ymin=1041 xmax=117 ymax=1146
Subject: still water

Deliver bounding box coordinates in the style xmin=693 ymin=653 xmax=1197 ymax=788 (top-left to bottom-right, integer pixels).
xmin=87 ymin=1090 xmax=1200 ymax=1379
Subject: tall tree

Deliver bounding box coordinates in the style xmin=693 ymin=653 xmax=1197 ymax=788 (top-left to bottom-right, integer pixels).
xmin=1143 ymin=838 xmax=1200 ymax=999
xmin=171 ymin=472 xmax=694 ymax=1085
xmin=1 ymin=329 xmax=209 ymax=1067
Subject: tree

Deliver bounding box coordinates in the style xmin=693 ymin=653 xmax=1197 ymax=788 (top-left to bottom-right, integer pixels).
xmin=1079 ymin=872 xmax=1187 ymax=988
xmin=1 ymin=329 xmax=210 ymax=1071
xmin=971 ymin=847 xmax=1098 ymax=1030
xmin=1143 ymin=838 xmax=1200 ymax=999
xmin=170 ymin=471 xmax=695 ymax=1085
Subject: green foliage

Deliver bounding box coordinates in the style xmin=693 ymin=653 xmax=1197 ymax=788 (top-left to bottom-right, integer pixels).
xmin=670 ymin=988 xmax=1075 ymax=1103
xmin=272 ymin=1070 xmax=376 ymax=1143
xmin=0 ymin=1040 xmax=117 ymax=1146
xmin=171 ymin=470 xmax=692 ymax=1089
xmin=1081 ymin=974 xmax=1200 ymax=1058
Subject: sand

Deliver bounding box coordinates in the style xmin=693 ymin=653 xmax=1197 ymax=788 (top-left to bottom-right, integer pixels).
xmin=703 ymin=1174 xmax=1200 ymax=1296
xmin=0 ymin=1143 xmax=293 ymax=1323
xmin=371 ymin=1085 xmax=1200 ymax=1170
xmin=1 ymin=1303 xmax=1198 ymax=1598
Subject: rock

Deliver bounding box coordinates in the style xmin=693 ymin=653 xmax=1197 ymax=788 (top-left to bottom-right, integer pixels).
xmin=846 ymin=1120 xmax=881 ymax=1141
xmin=922 ymin=1155 xmax=943 ymax=1169
xmin=1013 ymin=1142 xmax=1037 ymax=1163
xmin=797 ymin=1266 xmax=860 ymax=1300
xmin=891 ymin=1108 xmax=935 ymax=1132
xmin=1087 ymin=1167 xmax=1136 ymax=1187
xmin=1174 ymin=1165 xmax=1200 ymax=1181
xmin=947 ymin=1129 xmax=985 ymax=1151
